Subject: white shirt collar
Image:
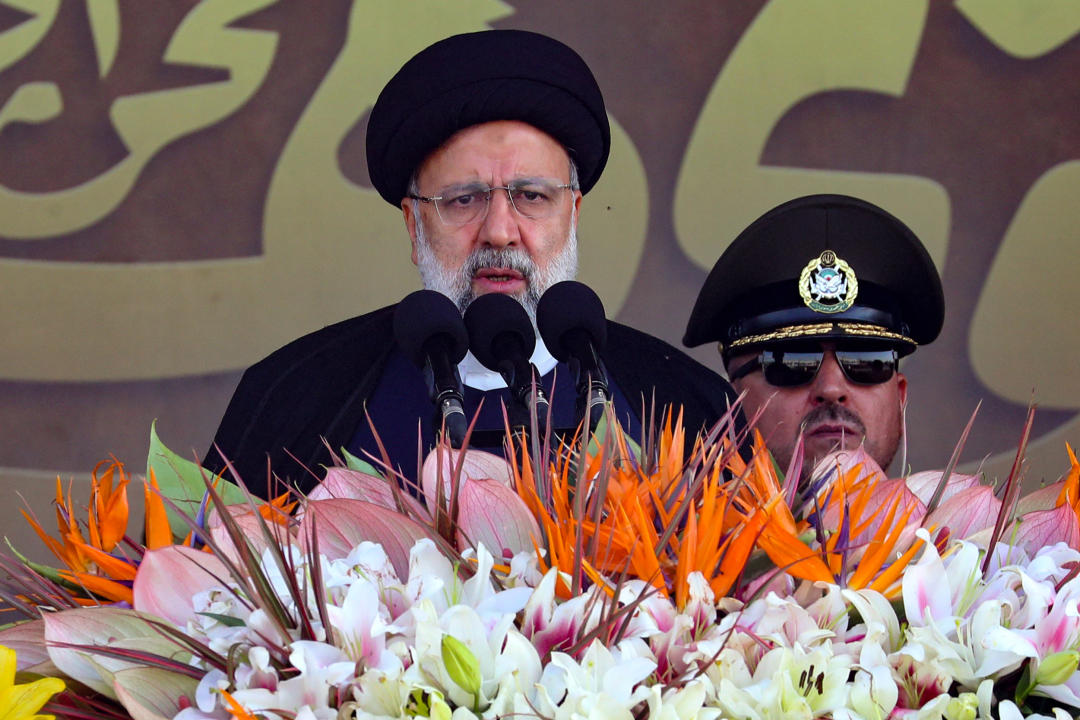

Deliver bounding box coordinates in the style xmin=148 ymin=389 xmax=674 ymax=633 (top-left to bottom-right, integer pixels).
xmin=459 ymin=336 xmax=559 ymax=390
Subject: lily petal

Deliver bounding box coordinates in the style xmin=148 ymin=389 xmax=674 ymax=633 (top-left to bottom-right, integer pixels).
xmin=902 ymin=530 xmax=952 ymax=627
xmin=1014 ymin=504 xmax=1080 ymax=553
xmin=112 ymin=667 xmax=199 ymax=720
xmin=0 ymin=645 xmax=65 ymax=720
xmin=308 ymin=467 xmax=429 ymax=521
xmin=0 ymin=622 xmax=49 ymax=672
xmin=299 ymin=499 xmax=433 ymax=578
xmin=42 ymin=607 xmax=186 ymax=699
xmin=924 ymin=484 xmax=1001 ymax=540
xmin=905 ymin=470 xmax=981 ymax=507
xmin=421 ymin=447 xmax=514 ymax=509
xmin=133 ymin=546 xmax=230 ymax=626
xmin=456 ymin=476 xmax=542 ymax=558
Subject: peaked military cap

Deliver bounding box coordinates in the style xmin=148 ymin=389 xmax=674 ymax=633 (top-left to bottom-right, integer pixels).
xmin=366 ymin=29 xmax=610 ymax=206
xmin=683 ymin=194 xmax=944 ymax=357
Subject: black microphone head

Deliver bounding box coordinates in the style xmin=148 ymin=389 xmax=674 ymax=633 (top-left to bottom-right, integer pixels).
xmin=536 ymin=281 xmax=608 ymax=361
xmin=462 ymin=293 xmax=536 ymax=371
xmin=393 ymin=290 xmax=469 ymax=367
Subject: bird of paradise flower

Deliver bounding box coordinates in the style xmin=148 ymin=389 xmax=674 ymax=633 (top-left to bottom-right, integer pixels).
xmin=513 ymin=407 xmax=927 ymax=607
xmin=11 ymin=455 xmax=294 ymax=611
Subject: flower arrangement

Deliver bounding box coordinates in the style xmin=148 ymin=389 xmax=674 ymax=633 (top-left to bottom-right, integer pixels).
xmin=2 ymin=408 xmax=1080 ymax=720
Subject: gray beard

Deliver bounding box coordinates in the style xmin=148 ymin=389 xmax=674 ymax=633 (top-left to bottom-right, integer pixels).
xmin=414 ymin=216 xmax=578 ymax=324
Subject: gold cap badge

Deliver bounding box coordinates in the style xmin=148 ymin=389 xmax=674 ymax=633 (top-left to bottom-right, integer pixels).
xmin=799 ymin=250 xmax=858 ymax=314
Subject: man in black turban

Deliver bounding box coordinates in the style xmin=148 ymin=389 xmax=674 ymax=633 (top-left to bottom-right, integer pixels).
xmin=684 ymin=194 xmax=944 ymax=483
xmin=205 ymin=30 xmax=739 ymax=494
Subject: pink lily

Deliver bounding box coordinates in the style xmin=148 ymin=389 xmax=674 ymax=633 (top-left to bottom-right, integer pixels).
xmin=1013 ymin=504 xmax=1080 ymax=553
xmin=325 ymin=580 xmax=400 ymax=672
xmin=299 ymin=499 xmax=432 ymax=579
xmin=421 ymin=447 xmax=514 ymax=504
xmin=420 ymin=446 xmax=537 ymax=556
xmin=902 ymin=530 xmax=954 ymax=629
xmin=0 ymin=620 xmax=49 ymax=672
xmin=905 ymin=470 xmax=982 ymax=506
xmin=815 ymin=448 xmax=926 ymax=558
xmin=923 ymin=484 xmax=1001 ymax=541
xmin=133 ymin=545 xmax=230 ymax=627
xmin=521 ymin=571 xmax=599 ymax=660
xmin=308 ymin=467 xmax=430 ymax=522
xmin=455 ymin=475 xmax=542 ymax=558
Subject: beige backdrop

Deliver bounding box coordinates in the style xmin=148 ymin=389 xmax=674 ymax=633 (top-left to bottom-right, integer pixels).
xmin=1 ymin=0 xmax=1078 ymax=561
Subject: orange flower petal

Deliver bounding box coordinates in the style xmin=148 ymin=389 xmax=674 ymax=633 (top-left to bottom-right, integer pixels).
xmin=143 ymin=470 xmax=174 ymax=550
xmin=59 ymin=570 xmax=134 ymax=605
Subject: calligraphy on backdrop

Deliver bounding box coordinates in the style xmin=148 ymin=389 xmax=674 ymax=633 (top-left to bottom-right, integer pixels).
xmin=1 ymin=0 xmax=1077 ymax=485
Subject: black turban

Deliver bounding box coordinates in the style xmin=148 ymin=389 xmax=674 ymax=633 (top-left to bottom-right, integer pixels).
xmin=366 ymin=29 xmax=610 ymax=206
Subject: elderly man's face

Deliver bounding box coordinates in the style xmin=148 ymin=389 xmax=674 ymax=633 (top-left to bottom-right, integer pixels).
xmin=401 ymin=120 xmax=583 ymax=317
xmin=727 ymin=342 xmax=908 ymax=480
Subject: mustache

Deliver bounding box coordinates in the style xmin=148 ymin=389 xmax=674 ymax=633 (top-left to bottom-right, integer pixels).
xmin=800 ymin=404 xmax=867 ymax=436
xmin=454 ymin=247 xmax=541 ymax=318
xmin=462 ymin=247 xmax=537 ymax=281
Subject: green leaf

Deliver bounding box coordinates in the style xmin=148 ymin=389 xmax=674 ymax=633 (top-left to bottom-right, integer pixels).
xmin=194 ymin=612 xmax=245 ymax=628
xmin=2 ymin=538 xmax=71 ymax=587
xmin=1014 ymin=661 xmax=1034 ymax=704
xmin=42 ymin=607 xmax=191 ymax=700
xmin=147 ymin=421 xmax=249 ymax=540
xmin=113 ymin=666 xmax=200 ymax=720
xmin=341 ymin=447 xmax=382 ymax=475
xmin=588 ymin=412 xmax=642 ymax=459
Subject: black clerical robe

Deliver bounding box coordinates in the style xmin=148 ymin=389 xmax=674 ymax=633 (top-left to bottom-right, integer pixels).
xmin=203 ymin=305 xmax=739 ymax=495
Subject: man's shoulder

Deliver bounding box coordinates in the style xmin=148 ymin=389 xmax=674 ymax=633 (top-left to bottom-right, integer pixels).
xmin=204 ymin=305 xmax=399 ymax=480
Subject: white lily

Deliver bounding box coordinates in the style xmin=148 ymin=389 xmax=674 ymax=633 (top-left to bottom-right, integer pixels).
xmin=850 ymin=642 xmax=899 ymax=719
xmin=535 ymin=640 xmax=655 ymax=719
xmin=644 ymin=677 xmax=719 ymax=720
xmin=741 ymin=644 xmax=851 ymax=719
xmin=324 ymin=577 xmax=401 ymax=672
xmin=274 ymin=641 xmax=355 ymax=717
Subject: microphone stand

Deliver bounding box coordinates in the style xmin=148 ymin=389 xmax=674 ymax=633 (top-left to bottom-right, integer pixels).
xmin=422 ymin=341 xmax=467 ymax=449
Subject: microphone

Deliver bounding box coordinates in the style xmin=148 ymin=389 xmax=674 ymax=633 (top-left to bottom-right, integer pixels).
xmin=393 ymin=290 xmax=470 ymax=448
xmin=462 ymin=293 xmax=550 ymax=436
xmin=536 ymin=281 xmax=611 ymax=435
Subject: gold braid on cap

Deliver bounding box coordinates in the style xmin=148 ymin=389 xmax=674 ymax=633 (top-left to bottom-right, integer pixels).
xmin=721 ymin=322 xmax=916 ymax=353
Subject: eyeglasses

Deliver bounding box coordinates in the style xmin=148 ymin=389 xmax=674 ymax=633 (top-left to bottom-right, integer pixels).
xmin=408 ymin=179 xmax=574 ymax=226
xmin=728 ymin=346 xmax=899 ymax=387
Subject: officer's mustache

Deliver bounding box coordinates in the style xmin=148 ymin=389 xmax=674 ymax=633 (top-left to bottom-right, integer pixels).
xmin=799 ymin=403 xmax=867 ymax=438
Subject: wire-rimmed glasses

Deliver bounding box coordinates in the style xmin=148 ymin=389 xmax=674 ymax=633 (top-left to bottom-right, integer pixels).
xmin=408 ymin=178 xmax=574 ymax=226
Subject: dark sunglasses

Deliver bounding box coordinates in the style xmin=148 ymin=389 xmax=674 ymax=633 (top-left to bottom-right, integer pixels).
xmin=728 ymin=346 xmax=899 ymax=387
